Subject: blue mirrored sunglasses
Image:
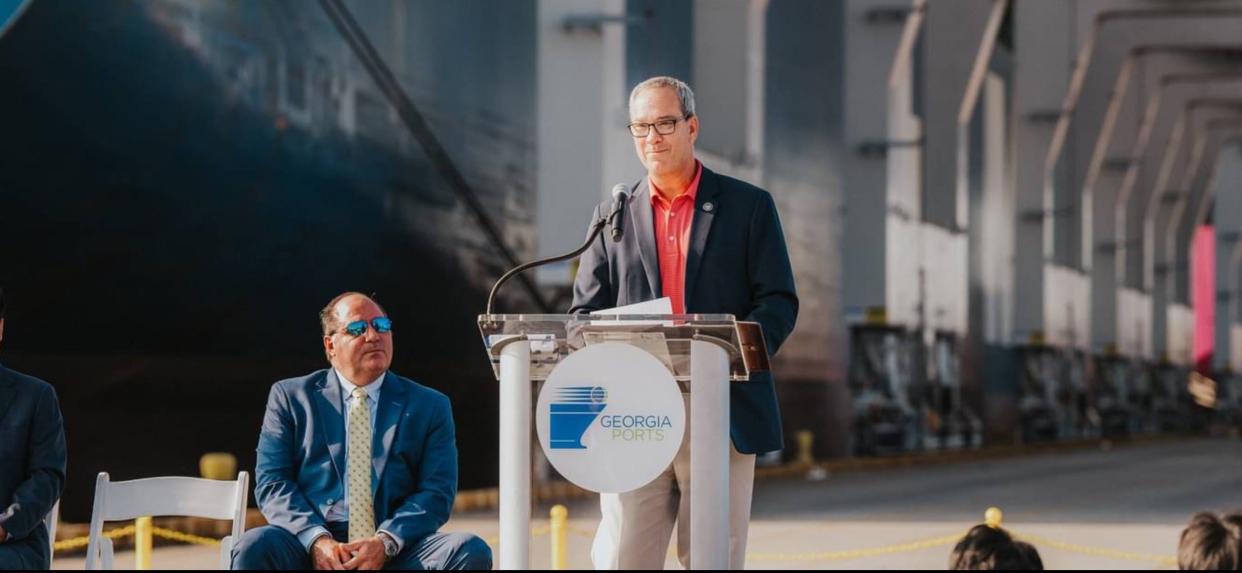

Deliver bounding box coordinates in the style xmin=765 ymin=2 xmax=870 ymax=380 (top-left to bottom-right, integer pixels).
xmin=342 ymin=316 xmax=393 ymax=337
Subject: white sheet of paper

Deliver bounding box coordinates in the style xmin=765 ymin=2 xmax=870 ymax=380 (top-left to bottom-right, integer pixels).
xmin=588 ymin=297 xmax=673 ymax=321
xmin=586 ymin=298 xmax=675 ymax=372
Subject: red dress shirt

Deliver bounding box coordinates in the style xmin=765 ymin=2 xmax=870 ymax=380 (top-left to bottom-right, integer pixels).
xmin=650 ymin=161 xmax=703 ymax=315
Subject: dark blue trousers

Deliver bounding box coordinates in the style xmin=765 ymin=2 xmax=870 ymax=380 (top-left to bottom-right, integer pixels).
xmin=0 ymin=525 xmax=51 ymax=570
xmin=230 ymin=522 xmax=491 ymax=571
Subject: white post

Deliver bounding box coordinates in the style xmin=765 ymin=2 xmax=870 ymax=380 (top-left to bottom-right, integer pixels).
xmin=689 ymin=339 xmax=731 ymax=569
xmin=536 ymin=0 xmax=640 ymax=285
xmin=499 ymin=340 xmax=532 ymax=570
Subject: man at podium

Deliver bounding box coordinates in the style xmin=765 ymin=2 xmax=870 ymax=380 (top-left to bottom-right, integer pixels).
xmin=570 ymin=76 xmax=799 ymax=569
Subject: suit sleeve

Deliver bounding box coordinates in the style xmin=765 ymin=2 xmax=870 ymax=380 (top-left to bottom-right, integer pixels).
xmin=569 ymin=204 xmax=614 ymax=314
xmin=254 ymin=383 xmax=327 ymax=538
xmin=0 ymin=383 xmax=66 ymax=540
xmin=377 ymin=393 xmax=457 ymax=544
xmin=744 ymin=192 xmax=799 ymax=355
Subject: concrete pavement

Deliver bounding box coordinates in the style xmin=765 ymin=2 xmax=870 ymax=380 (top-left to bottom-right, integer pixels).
xmin=54 ymin=437 xmax=1242 ymax=569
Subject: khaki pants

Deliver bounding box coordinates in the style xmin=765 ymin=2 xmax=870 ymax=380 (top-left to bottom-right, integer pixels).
xmin=591 ymin=395 xmax=757 ymax=570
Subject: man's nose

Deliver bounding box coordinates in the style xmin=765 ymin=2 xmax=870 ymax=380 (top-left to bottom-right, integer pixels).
xmin=644 ymin=129 xmax=664 ymax=144
xmin=364 ymin=326 xmax=381 ymax=342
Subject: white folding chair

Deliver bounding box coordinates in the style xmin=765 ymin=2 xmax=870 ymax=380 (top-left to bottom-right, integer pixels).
xmin=46 ymin=499 xmax=59 ymax=565
xmin=84 ymin=471 xmax=249 ymax=570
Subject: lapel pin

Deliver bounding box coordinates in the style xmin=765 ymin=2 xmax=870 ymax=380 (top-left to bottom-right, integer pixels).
xmin=703 ymin=202 xmax=714 ymax=212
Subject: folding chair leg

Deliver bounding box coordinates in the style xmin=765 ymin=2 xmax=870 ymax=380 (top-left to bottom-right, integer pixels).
xmin=102 ymin=537 xmax=115 ymax=570
xmin=220 ymin=536 xmax=234 ymax=570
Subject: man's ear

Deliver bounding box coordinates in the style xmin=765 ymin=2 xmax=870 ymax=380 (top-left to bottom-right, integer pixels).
xmin=323 ymin=334 xmax=334 ymax=361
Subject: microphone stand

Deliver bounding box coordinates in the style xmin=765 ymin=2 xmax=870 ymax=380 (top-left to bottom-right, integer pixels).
xmin=484 ymin=203 xmax=619 ymax=320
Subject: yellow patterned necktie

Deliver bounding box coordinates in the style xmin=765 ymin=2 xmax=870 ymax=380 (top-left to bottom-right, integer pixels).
xmin=347 ymin=387 xmax=376 ymax=542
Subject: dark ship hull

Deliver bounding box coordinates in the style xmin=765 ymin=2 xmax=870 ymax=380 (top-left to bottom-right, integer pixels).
xmin=0 ymin=0 xmax=537 ymax=520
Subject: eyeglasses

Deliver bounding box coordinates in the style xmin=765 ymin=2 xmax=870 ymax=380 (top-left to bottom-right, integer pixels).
xmin=627 ymin=115 xmax=691 ymax=138
xmin=340 ymin=316 xmax=393 ymax=337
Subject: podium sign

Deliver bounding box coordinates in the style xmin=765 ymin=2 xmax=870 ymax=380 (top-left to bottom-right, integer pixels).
xmin=535 ymin=342 xmax=685 ymax=493
xmin=479 ymin=314 xmax=767 ymax=570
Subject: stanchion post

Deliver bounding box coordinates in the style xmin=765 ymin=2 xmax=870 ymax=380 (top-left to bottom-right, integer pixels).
xmin=550 ymin=505 xmax=568 ymax=570
xmin=135 ymin=516 xmax=153 ymax=570
xmin=199 ymin=452 xmax=237 ymax=480
xmin=796 ymin=430 xmax=814 ymax=466
xmin=985 ymin=507 xmax=1003 ymax=529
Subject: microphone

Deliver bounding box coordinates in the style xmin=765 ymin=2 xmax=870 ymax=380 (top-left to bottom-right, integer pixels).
xmin=608 ymin=184 xmax=630 ymax=243
xmin=484 ymin=183 xmax=630 ymax=317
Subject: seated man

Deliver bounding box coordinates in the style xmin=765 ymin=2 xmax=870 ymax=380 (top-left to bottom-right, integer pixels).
xmin=0 ymin=286 xmax=68 ymax=570
xmin=232 ymin=292 xmax=491 ymax=570
xmin=1178 ymin=511 xmax=1242 ymax=570
xmin=948 ymin=524 xmax=1043 ymax=571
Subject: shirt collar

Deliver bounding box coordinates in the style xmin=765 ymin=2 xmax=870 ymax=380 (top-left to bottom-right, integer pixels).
xmin=649 ymin=160 xmax=702 ymax=208
xmin=335 ymin=369 xmax=385 ymax=402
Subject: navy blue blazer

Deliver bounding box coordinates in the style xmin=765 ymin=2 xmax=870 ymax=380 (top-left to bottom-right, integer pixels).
xmin=254 ymin=369 xmax=458 ymax=546
xmin=0 ymin=364 xmax=67 ymax=569
xmin=570 ymin=165 xmax=799 ymax=454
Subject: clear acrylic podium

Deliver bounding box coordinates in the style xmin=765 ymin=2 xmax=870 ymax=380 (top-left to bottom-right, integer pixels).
xmin=477 ymin=314 xmax=768 ymax=570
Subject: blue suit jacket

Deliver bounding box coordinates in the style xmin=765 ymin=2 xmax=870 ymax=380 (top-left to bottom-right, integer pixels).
xmin=570 ymin=165 xmax=799 ymax=454
xmin=254 ymin=369 xmax=457 ymax=546
xmin=0 ymin=364 xmax=67 ymax=569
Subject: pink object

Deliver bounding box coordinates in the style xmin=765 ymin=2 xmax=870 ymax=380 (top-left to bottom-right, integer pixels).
xmin=1193 ymin=225 xmax=1215 ymax=374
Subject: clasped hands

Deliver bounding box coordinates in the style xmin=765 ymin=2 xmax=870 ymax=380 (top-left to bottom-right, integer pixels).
xmin=312 ymin=535 xmax=388 ymax=570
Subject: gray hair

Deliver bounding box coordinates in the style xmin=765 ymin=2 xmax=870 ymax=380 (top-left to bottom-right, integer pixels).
xmin=629 ymin=76 xmax=696 ymax=118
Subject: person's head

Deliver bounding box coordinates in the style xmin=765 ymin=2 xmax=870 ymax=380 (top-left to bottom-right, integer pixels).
xmin=627 ymin=76 xmax=699 ymax=180
xmin=1178 ymin=511 xmax=1242 ymax=570
xmin=949 ymin=524 xmax=1044 ymax=570
xmin=320 ymin=292 xmax=393 ymax=385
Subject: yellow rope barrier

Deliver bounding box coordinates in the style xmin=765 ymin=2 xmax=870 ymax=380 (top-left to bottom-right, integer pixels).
xmin=52 ymin=523 xmax=221 ymax=553
xmin=53 ymin=525 xmax=135 ymax=551
xmin=567 ymin=524 xmax=595 ymax=537
xmin=745 ymin=532 xmax=965 ymax=562
xmin=987 ymin=505 xmax=1176 ymax=567
xmin=745 ymin=506 xmax=1180 ymax=564
xmin=1011 ymin=531 xmax=1177 ymax=567
xmin=150 ymin=526 xmax=221 ymax=547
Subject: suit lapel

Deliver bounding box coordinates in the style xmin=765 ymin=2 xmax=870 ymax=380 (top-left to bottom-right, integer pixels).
xmin=629 ymin=179 xmax=663 ymax=298
xmin=684 ymin=167 xmax=720 ymax=306
xmin=313 ymin=371 xmax=347 ymax=487
xmin=372 ymin=372 xmax=407 ymax=483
